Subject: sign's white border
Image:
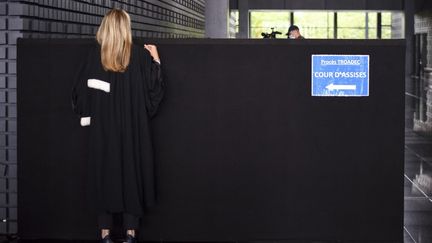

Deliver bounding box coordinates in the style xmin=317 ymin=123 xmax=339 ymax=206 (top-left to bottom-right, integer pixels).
xmin=311 ymin=54 xmax=370 ymax=97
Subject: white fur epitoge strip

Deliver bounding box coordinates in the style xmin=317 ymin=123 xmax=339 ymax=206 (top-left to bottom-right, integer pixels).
xmin=87 ymin=79 xmax=110 ymax=93
xmin=80 ymin=117 xmax=91 ymax=126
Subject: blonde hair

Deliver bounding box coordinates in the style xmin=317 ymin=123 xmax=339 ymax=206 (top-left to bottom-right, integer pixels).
xmin=96 ymin=9 xmax=132 ymax=72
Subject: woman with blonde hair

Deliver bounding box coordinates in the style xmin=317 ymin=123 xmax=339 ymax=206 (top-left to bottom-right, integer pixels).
xmin=71 ymin=8 xmax=165 ymax=243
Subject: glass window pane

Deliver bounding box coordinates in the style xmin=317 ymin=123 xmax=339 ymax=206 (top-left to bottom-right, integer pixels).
xmin=368 ymin=28 xmax=377 ymax=39
xmin=293 ymin=11 xmax=334 ymax=39
xmin=337 ymin=12 xmax=367 ymax=39
xmin=338 ymin=12 xmax=366 ymax=28
xmin=250 ymin=11 xmax=290 ymax=39
xmin=382 ymin=26 xmax=391 ymax=39
xmin=382 ymin=12 xmax=391 ymax=26
xmin=338 ymin=28 xmax=366 ymax=39
xmin=367 ymin=12 xmax=377 ymax=39
xmin=368 ymin=12 xmax=377 ymax=29
xmin=247 ymin=10 xmax=402 ymax=40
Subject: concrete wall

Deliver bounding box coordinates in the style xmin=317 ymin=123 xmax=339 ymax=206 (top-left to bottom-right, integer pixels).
xmin=205 ymin=0 xmax=229 ymax=38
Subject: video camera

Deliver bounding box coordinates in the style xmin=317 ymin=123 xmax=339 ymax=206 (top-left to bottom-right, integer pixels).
xmin=261 ymin=28 xmax=282 ymax=39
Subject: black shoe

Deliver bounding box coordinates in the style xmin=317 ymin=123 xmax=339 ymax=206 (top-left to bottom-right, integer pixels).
xmin=126 ymin=234 xmax=138 ymax=243
xmin=101 ymin=234 xmax=114 ymax=243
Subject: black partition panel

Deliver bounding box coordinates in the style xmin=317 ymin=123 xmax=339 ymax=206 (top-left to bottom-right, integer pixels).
xmin=17 ymin=39 xmax=405 ymax=242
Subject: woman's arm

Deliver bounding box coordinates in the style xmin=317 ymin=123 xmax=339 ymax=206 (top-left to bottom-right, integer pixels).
xmin=141 ymin=45 xmax=166 ymax=118
xmin=144 ymin=44 xmax=161 ymax=64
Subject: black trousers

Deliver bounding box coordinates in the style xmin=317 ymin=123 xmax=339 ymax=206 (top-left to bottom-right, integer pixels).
xmin=98 ymin=212 xmax=140 ymax=230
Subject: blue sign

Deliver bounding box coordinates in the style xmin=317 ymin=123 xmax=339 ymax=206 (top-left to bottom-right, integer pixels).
xmin=311 ymin=55 xmax=369 ymax=97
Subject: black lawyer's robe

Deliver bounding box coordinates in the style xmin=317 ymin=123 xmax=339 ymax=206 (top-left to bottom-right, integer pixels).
xmin=71 ymin=41 xmax=165 ymax=217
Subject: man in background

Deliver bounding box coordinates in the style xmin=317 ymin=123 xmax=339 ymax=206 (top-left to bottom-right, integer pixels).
xmin=287 ymin=25 xmax=305 ymax=39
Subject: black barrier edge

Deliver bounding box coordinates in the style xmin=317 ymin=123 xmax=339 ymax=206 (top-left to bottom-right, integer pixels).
xmin=17 ymin=38 xmax=406 ymax=47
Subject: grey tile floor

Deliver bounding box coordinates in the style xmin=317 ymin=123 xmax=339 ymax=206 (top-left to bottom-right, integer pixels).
xmin=404 ymin=94 xmax=432 ymax=243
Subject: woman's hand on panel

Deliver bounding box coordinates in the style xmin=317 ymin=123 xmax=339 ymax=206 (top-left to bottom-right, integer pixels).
xmin=144 ymin=44 xmax=160 ymax=64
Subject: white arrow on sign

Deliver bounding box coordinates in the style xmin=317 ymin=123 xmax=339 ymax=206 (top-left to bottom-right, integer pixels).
xmin=326 ymin=83 xmax=357 ymax=91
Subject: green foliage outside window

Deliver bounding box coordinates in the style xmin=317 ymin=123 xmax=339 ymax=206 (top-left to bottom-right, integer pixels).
xmin=294 ymin=12 xmax=334 ymax=39
xmin=368 ymin=13 xmax=377 ymax=39
xmin=337 ymin=12 xmax=366 ymax=39
xmin=381 ymin=12 xmax=392 ymax=39
xmin=250 ymin=11 xmax=290 ymax=39
xmin=248 ymin=10 xmax=398 ymax=39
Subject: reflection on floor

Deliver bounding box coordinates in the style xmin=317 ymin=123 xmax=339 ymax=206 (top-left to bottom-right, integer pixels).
xmin=404 ymin=94 xmax=432 ymax=243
